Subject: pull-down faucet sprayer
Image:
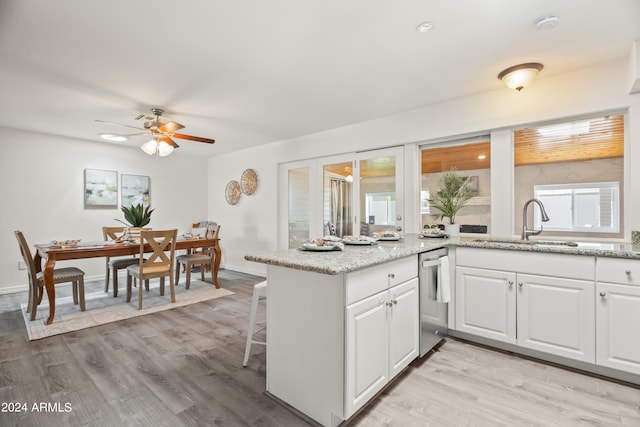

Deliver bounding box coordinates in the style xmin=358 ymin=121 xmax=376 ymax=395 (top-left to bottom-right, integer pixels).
xmin=522 ymin=198 xmax=550 ymax=240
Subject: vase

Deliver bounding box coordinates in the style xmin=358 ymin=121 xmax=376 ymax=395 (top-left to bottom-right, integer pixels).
xmin=444 ymin=223 xmax=460 ymax=237
xmin=126 ymin=227 xmax=142 ymax=242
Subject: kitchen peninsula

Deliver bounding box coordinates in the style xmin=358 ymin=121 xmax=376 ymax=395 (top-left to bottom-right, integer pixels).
xmin=245 ymin=235 xmax=640 ymax=426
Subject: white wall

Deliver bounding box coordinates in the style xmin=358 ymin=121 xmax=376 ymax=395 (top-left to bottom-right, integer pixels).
xmin=209 ymin=58 xmax=640 ymax=276
xmin=1 ymin=128 xmax=208 ymax=293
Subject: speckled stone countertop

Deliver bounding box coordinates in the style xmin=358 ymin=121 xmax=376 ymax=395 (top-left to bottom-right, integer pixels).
xmin=244 ymin=234 xmax=640 ymax=275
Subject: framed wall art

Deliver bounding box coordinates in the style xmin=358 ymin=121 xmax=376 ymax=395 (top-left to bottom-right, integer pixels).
xmin=121 ymin=174 xmax=150 ymax=208
xmin=84 ymin=168 xmax=118 ymax=208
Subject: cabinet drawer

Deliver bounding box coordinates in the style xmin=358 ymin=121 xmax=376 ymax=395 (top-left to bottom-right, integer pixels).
xmin=346 ymin=256 xmax=417 ymax=305
xmin=596 ymin=257 xmax=640 ymax=285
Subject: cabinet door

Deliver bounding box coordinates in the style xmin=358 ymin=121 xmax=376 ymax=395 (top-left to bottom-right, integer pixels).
xmin=596 ymin=282 xmax=640 ymax=375
xmin=388 ymin=278 xmax=419 ymax=379
xmin=455 ymin=267 xmax=516 ymax=344
xmin=517 ymin=274 xmax=595 ymax=363
xmin=345 ymin=290 xmax=389 ymax=418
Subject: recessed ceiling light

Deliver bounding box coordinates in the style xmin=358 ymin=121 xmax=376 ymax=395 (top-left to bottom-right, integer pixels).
xmin=534 ymin=15 xmax=559 ymax=31
xmin=99 ymin=133 xmax=128 ymax=142
xmin=416 ymin=21 xmax=434 ymax=33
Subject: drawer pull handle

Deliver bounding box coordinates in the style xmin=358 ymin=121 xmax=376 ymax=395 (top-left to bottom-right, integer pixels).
xmin=386 ymin=302 xmax=394 ymax=307
xmin=599 ymin=291 xmax=606 ymax=297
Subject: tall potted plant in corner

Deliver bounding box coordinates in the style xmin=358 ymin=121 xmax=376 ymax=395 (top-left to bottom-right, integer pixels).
xmin=429 ymin=168 xmax=474 ymax=236
xmin=116 ymin=203 xmax=154 ymax=241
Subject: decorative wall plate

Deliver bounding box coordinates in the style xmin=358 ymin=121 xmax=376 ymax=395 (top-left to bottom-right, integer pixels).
xmin=240 ymin=168 xmax=258 ymax=195
xmin=225 ymin=180 xmax=241 ymax=205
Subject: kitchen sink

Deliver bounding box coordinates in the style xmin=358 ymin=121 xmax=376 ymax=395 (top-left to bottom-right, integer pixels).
xmin=473 ymin=238 xmax=578 ymax=247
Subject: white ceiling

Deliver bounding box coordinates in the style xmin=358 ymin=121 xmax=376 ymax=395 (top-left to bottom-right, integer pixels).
xmin=0 ymin=0 xmax=639 ymax=157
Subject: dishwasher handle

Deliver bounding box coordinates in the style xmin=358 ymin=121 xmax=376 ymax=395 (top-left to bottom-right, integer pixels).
xmin=422 ymin=258 xmax=442 ymax=268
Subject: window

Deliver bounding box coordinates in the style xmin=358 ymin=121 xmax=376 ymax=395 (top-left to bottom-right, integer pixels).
xmin=514 ymin=113 xmax=624 ymax=238
xmin=534 ymin=182 xmax=619 ymax=233
xmin=365 ymin=192 xmax=396 ymax=225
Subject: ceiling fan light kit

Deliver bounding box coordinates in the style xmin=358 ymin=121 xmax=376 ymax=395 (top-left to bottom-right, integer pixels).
xmin=96 ymin=107 xmax=216 ymax=157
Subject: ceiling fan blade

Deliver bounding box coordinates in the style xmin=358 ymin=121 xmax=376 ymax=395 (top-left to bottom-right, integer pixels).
xmin=158 ymin=121 xmax=185 ymax=132
xmin=158 ymin=135 xmax=179 ymax=148
xmin=95 ymin=119 xmax=146 ymax=131
xmin=172 ymin=133 xmax=215 ymax=144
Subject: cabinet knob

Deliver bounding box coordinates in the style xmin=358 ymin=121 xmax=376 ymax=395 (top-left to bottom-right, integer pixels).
xmin=518 ymin=282 xmax=523 ymax=288
xmin=388 ymin=273 xmax=395 ymax=279
xmin=508 ymin=280 xmax=514 ymax=287
xmin=386 ymin=302 xmax=394 ymax=307
xmin=599 ymin=291 xmax=606 ymax=297
xmin=392 ymin=299 xmax=398 ymax=305
xmin=625 ymin=270 xmax=632 ymax=275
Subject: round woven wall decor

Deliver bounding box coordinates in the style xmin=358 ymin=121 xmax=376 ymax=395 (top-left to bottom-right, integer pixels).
xmin=225 ymin=180 xmax=241 ymax=205
xmin=240 ymin=168 xmax=259 ymax=195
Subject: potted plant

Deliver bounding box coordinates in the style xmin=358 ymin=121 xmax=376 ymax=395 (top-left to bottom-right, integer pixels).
xmin=428 ymin=168 xmax=474 ymax=236
xmin=116 ymin=203 xmax=154 ymax=240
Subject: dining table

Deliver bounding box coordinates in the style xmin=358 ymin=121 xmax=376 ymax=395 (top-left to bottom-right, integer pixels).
xmin=34 ymin=236 xmax=221 ymax=325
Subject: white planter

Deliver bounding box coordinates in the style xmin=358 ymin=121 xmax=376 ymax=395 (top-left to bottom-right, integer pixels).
xmin=445 ymin=223 xmax=460 ymax=237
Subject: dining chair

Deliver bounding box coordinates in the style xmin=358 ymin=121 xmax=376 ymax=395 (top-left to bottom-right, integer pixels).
xmin=15 ymin=230 xmax=86 ymax=321
xmin=126 ymin=229 xmax=178 ymax=310
xmin=175 ymin=224 xmax=221 ymax=289
xmin=102 ymin=226 xmax=143 ymax=297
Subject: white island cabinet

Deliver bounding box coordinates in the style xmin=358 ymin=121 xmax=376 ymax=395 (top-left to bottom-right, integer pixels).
xmin=266 ymin=255 xmax=418 ymax=427
xmin=596 ymin=257 xmax=640 ymax=375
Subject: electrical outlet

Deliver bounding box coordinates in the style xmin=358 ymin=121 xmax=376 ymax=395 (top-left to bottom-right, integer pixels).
xmin=18 ymin=260 xmax=26 ymax=270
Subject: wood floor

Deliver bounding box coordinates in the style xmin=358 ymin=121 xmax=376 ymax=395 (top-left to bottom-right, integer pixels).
xmin=1 ymin=270 xmax=639 ymax=427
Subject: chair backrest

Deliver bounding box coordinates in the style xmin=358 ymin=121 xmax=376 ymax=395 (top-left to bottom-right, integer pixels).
xmin=137 ymin=229 xmax=177 ymax=272
xmin=103 ymin=226 xmax=126 ymax=241
xmin=14 ymin=231 xmax=38 ymax=288
xmin=206 ymin=223 xmax=221 ymax=239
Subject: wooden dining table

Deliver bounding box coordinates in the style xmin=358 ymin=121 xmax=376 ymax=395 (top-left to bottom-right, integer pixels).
xmin=34 ymin=236 xmax=221 ymax=325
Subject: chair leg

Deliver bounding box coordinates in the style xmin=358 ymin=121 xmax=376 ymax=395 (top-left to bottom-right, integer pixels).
xmin=175 ymin=260 xmax=181 ymax=285
xmin=29 ymin=284 xmax=39 ymax=321
xmin=126 ymin=274 xmax=132 ymax=303
xmin=200 ymin=263 xmax=205 ymax=282
xmin=138 ymin=277 xmax=143 ymax=310
xmin=243 ymin=286 xmax=261 ymax=367
xmin=113 ymin=267 xmax=119 ymax=297
xmin=105 ymin=263 xmax=110 ymax=293
xmin=160 ymin=277 xmax=165 ymax=296
xmin=169 ymin=274 xmax=176 ymax=303
xmin=185 ymin=263 xmax=191 ymax=290
xmin=145 ymin=280 xmax=150 ymax=291
xmin=78 ymin=277 xmax=86 ymax=311
xmin=72 ymin=281 xmax=79 ymax=305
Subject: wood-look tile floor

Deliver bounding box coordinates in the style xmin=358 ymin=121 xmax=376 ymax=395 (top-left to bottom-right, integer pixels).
xmin=1 ymin=270 xmax=639 ymax=427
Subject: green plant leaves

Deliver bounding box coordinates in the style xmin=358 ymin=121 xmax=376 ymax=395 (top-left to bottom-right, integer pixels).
xmin=116 ymin=203 xmax=154 ymax=227
xmin=428 ymin=168 xmax=474 ymax=224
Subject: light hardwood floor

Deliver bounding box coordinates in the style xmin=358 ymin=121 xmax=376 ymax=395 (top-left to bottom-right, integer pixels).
xmin=1 ymin=270 xmax=639 ymax=426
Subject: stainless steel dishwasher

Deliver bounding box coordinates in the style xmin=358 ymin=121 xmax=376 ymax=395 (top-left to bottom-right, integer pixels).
xmin=419 ymin=248 xmax=449 ymax=356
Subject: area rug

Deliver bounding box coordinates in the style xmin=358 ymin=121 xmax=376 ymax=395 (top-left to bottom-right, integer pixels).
xmin=21 ymin=279 xmax=234 ymax=340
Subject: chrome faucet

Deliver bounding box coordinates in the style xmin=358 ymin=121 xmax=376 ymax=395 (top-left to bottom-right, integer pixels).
xmin=522 ymin=198 xmax=550 ymax=240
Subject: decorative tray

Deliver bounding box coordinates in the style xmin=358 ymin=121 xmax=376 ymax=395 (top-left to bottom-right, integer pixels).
xmin=50 ymin=239 xmax=81 ymax=248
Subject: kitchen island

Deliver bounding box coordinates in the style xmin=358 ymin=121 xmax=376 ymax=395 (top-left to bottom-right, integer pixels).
xmin=245 ymin=234 xmax=640 ymax=426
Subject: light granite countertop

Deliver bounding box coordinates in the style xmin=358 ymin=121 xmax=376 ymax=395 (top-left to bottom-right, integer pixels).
xmin=244 ymin=234 xmax=640 ymax=275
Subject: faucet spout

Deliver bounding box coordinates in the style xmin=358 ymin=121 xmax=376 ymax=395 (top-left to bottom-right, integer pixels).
xmin=522 ymin=198 xmax=550 ymax=240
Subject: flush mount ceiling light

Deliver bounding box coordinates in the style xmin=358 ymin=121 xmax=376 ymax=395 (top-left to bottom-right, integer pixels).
xmin=498 ymin=62 xmax=544 ymax=91
xmin=99 ymin=133 xmax=128 ymax=142
xmin=416 ymin=21 xmax=434 ymax=33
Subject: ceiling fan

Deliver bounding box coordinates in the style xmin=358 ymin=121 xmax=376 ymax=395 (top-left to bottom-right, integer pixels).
xmin=96 ymin=108 xmax=215 ymax=156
